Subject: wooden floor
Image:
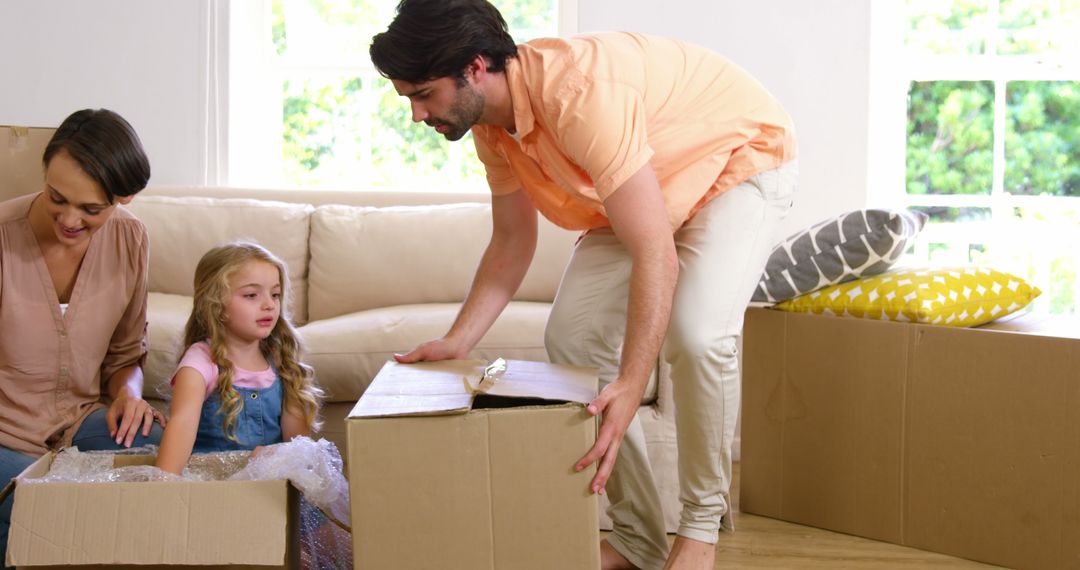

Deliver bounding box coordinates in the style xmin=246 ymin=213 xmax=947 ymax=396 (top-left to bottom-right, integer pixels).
xmin=628 ymin=463 xmax=1003 ymax=569
xmin=707 ymin=513 xmax=1000 ymax=569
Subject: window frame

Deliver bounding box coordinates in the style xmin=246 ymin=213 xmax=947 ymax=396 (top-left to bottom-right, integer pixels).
xmin=224 ymin=0 xmax=576 ymax=192
xmin=868 ymin=0 xmax=1080 ymax=314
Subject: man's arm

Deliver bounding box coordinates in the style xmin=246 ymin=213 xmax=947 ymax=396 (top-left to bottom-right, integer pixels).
xmin=575 ymin=162 xmax=679 ymax=494
xmin=396 ymin=189 xmax=539 ymax=362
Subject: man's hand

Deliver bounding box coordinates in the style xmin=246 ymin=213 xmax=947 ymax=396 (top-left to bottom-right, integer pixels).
xmin=106 ymin=388 xmax=163 ymax=447
xmin=574 ymin=379 xmax=646 ymax=494
xmin=394 ymin=337 xmax=469 ymax=363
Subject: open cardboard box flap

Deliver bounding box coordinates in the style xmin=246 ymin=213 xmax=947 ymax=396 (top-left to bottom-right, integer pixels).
xmin=348 ymin=359 xmax=598 ymax=419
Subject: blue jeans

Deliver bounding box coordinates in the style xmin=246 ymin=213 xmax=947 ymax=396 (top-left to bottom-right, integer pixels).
xmin=0 ymin=446 xmax=35 ymax=570
xmin=70 ymin=407 xmax=164 ymax=451
xmin=0 ymin=407 xmax=163 ymax=568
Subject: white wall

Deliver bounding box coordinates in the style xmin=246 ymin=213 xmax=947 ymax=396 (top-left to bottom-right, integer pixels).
xmin=0 ymin=1 xmax=212 ymax=187
xmin=580 ymin=0 xmax=873 ymax=235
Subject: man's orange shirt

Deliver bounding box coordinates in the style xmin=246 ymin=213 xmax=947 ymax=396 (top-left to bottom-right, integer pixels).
xmin=472 ymin=32 xmax=797 ymax=231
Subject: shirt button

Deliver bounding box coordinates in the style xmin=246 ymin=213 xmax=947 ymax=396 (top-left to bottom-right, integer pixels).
xmin=60 ymin=367 xmax=68 ymax=376
xmin=59 ymin=330 xmax=67 ymax=338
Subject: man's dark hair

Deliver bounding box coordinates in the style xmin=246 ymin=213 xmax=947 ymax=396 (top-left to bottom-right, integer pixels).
xmin=43 ymin=108 xmax=150 ymax=204
xmin=370 ymin=0 xmax=518 ymax=84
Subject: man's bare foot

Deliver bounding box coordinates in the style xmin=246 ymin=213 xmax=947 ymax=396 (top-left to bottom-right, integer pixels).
xmin=600 ymin=538 xmax=640 ymax=570
xmin=662 ymin=535 xmax=714 ymax=570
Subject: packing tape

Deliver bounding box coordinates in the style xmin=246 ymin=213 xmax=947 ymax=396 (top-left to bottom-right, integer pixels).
xmin=462 ymin=357 xmax=507 ymax=396
xmin=8 ymin=126 xmax=29 ymax=150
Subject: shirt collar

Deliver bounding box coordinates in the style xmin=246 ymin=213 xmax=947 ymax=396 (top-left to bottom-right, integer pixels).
xmin=505 ymin=55 xmax=536 ymax=141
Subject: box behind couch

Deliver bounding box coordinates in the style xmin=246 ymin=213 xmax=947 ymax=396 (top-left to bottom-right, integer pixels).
xmin=740 ymin=307 xmax=1080 ymax=569
xmin=0 ymin=126 xmax=53 ymax=202
xmin=348 ymin=359 xmax=600 ymax=570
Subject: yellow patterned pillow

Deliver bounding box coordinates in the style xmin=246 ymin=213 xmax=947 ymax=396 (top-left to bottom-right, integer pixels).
xmin=775 ymin=267 xmax=1041 ymax=327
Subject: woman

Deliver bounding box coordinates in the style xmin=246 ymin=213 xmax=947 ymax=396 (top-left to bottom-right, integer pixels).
xmin=0 ymin=109 xmax=163 ymax=568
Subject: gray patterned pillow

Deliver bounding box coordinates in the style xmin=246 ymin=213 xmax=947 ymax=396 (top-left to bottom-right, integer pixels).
xmin=752 ymin=209 xmax=928 ymax=303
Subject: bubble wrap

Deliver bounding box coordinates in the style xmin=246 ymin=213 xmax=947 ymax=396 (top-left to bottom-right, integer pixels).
xmin=28 ymin=445 xmax=179 ymax=483
xmin=229 ymin=436 xmax=350 ymax=527
xmin=230 ymin=437 xmax=352 ymax=570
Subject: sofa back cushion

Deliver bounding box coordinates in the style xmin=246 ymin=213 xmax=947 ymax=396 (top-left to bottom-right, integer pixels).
xmin=308 ymin=203 xmax=577 ymax=320
xmin=126 ymin=196 xmax=314 ymax=323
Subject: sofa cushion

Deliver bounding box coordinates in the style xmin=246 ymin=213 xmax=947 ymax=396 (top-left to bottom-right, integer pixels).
xmin=299 ymin=301 xmax=549 ymax=402
xmin=307 ymin=203 xmax=577 ymax=321
xmin=298 ymin=301 xmax=659 ymax=405
xmin=127 ymin=196 xmax=314 ymax=323
xmin=144 ymin=292 xmax=193 ymax=400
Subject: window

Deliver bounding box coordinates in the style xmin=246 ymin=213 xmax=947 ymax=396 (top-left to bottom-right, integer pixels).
xmin=874 ymin=0 xmax=1080 ymax=315
xmin=228 ymin=0 xmax=571 ymax=192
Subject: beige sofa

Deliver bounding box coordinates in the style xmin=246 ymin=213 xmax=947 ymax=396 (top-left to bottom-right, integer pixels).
xmin=130 ymin=186 xmax=680 ymax=531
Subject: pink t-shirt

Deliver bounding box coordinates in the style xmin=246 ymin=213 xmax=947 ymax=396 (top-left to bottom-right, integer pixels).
xmin=173 ymin=341 xmax=277 ymax=399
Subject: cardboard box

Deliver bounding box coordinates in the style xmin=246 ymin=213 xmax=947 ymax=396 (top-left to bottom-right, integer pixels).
xmin=348 ymin=359 xmax=600 ymax=570
xmin=740 ymin=307 xmax=1080 ymax=569
xmin=5 ymin=453 xmax=300 ymax=569
xmin=1 ymin=126 xmax=53 ymax=203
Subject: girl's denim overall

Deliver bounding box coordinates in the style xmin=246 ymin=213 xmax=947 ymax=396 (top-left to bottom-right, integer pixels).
xmin=195 ymin=369 xmax=284 ymax=451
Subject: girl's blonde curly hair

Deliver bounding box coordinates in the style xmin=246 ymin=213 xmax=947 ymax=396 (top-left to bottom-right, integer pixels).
xmin=182 ymin=241 xmax=323 ymax=442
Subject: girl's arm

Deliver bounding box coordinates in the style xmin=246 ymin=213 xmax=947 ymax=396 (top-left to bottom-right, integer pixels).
xmin=280 ymin=405 xmax=311 ymax=441
xmin=154 ymin=368 xmax=207 ymax=475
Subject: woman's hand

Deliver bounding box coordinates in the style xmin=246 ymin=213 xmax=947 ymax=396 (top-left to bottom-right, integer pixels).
xmin=106 ymin=388 xmax=164 ymax=447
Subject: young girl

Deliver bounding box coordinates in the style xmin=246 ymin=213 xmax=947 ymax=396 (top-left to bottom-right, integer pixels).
xmin=156 ymin=241 xmax=323 ymax=474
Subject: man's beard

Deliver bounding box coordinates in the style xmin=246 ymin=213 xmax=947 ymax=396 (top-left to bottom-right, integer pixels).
xmin=428 ymin=83 xmax=485 ymax=141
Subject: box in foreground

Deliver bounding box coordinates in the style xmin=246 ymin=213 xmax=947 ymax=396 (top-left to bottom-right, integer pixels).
xmin=348 ymin=358 xmax=600 ymax=570
xmin=740 ymin=307 xmax=1080 ymax=569
xmin=6 ymin=453 xmax=299 ymax=569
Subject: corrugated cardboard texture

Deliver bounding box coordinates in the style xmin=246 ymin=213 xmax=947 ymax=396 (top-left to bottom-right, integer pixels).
xmin=350 ymin=407 xmax=598 ymax=570
xmin=348 ymin=359 xmax=600 ymax=569
xmin=905 ymin=323 xmax=1080 ymax=568
xmin=740 ymin=308 xmax=907 ymax=544
xmin=8 ymin=453 xmax=299 ymax=569
xmin=741 ymin=308 xmax=1080 ymax=569
xmin=1 ymin=126 xmax=53 ymax=202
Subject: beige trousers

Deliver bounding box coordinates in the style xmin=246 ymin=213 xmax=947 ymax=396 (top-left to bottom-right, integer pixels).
xmin=545 ymin=161 xmax=797 ymax=570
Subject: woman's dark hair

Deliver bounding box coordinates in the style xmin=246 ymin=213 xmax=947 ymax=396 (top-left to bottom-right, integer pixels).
xmin=42 ymin=108 xmax=150 ymax=204
xmin=370 ymin=0 xmax=518 ymax=84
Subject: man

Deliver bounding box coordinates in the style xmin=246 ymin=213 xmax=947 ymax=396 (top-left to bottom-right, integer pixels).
xmin=371 ymin=2 xmax=796 ymax=569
